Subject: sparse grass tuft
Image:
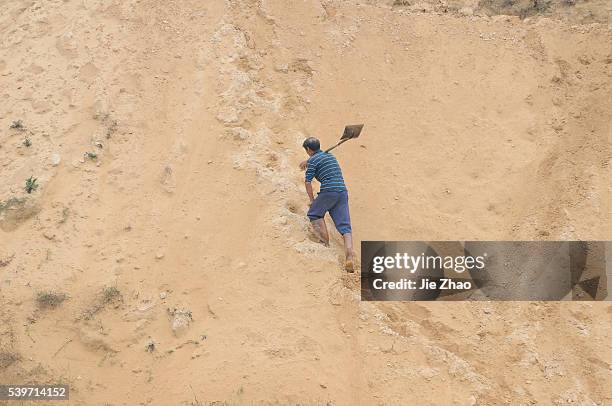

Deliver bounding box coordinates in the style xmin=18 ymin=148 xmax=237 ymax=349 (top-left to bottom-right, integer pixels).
xmin=93 ymin=111 xmax=118 ymax=139
xmin=0 ymin=351 xmax=20 ymax=368
xmin=0 ymin=254 xmax=15 ymax=267
xmin=23 ymin=137 xmax=32 ymax=147
xmin=106 ymin=119 xmax=118 ymax=138
xmin=10 ymin=120 xmax=24 ymax=130
xmin=36 ymin=291 xmax=67 ymax=309
xmin=102 ymin=286 xmax=121 ymax=303
xmin=81 ymin=286 xmax=122 ymax=320
xmin=85 ymin=151 xmax=98 ymax=160
xmin=25 ymin=176 xmax=38 ymax=194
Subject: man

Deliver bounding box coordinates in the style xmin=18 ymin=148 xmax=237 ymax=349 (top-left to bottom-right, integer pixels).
xmin=299 ymin=137 xmax=354 ymax=272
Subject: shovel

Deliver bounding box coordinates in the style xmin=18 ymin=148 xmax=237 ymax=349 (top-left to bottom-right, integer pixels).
xmin=325 ymin=124 xmax=364 ymax=153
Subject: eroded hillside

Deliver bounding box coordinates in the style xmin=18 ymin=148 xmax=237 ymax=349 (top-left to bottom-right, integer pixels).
xmin=1 ymin=0 xmax=611 ymax=405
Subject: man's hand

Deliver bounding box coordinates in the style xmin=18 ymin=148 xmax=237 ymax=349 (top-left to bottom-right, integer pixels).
xmin=305 ymin=181 xmax=315 ymax=205
xmin=299 ymin=160 xmax=308 ymax=171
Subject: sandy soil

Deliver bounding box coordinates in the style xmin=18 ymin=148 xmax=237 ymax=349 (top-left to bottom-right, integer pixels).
xmin=1 ymin=0 xmax=611 ymax=405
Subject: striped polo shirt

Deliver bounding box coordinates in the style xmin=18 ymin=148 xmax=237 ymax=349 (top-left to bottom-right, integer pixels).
xmin=305 ymin=151 xmax=347 ymax=192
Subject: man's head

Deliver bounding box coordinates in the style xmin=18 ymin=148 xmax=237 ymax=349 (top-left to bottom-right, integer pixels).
xmin=302 ymin=137 xmax=321 ymax=156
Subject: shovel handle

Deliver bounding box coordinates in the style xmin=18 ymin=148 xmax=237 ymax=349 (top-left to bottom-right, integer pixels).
xmin=324 ymin=138 xmax=349 ymax=153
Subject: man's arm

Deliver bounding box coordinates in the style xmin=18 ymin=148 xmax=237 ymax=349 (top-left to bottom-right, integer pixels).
xmin=305 ymin=181 xmax=315 ymax=203
xmin=304 ymin=157 xmax=317 ymax=203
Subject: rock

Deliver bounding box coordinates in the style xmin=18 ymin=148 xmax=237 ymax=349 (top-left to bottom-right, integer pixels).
xmin=51 ymin=153 xmax=61 ymax=166
xmin=274 ymin=64 xmax=289 ymax=73
xmin=216 ymin=105 xmax=240 ymax=125
xmin=171 ymin=314 xmax=190 ymax=336
xmin=124 ymin=301 xmax=156 ymax=322
xmin=459 ymin=7 xmax=473 ymax=16
xmin=169 ymin=308 xmax=192 ymax=337
xmin=229 ymin=127 xmax=250 ymax=140
xmin=155 ymin=252 xmax=165 ymax=260
xmin=159 ymin=291 xmax=167 ymax=299
xmin=418 ymin=367 xmax=439 ymax=380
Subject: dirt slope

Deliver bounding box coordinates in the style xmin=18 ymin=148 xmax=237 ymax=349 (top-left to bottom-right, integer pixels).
xmin=1 ymin=0 xmax=611 ymax=405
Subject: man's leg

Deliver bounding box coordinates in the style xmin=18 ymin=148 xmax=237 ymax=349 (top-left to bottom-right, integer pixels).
xmin=311 ymin=218 xmax=330 ymax=246
xmin=329 ymin=191 xmax=354 ymax=272
xmin=343 ymin=232 xmax=354 ymax=270
xmin=307 ymin=193 xmax=332 ymax=247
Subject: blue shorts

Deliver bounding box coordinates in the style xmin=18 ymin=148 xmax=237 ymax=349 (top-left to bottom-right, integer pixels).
xmin=307 ymin=190 xmax=352 ymax=235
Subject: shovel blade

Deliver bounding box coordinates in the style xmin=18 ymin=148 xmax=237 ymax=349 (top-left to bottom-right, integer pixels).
xmin=341 ymin=124 xmax=364 ymax=140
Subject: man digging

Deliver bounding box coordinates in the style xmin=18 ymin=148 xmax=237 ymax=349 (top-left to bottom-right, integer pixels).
xmin=299 ymin=137 xmax=355 ymax=272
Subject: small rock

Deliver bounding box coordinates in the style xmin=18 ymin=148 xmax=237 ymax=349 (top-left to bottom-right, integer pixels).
xmin=171 ymin=311 xmax=192 ymax=337
xmin=274 ymin=64 xmax=289 ymax=73
xmin=51 ymin=153 xmax=61 ymax=166
xmin=418 ymin=367 xmax=439 ymax=380
xmin=459 ymin=7 xmax=473 ymax=17
xmin=229 ymin=128 xmax=250 ymax=141
xmin=159 ymin=291 xmax=167 ymax=299
xmin=155 ymin=252 xmax=165 ymax=260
